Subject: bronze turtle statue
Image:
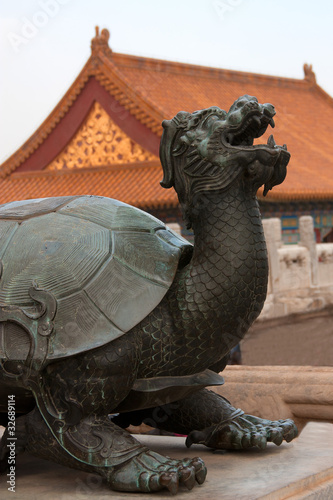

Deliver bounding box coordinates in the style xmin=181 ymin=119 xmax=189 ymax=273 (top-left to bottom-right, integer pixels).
xmin=0 ymin=95 xmax=297 ymax=494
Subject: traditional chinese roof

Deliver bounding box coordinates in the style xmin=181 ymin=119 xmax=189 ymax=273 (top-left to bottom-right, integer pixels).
xmin=1 ymin=161 xmax=177 ymax=209
xmin=1 ymin=27 xmax=333 ymax=206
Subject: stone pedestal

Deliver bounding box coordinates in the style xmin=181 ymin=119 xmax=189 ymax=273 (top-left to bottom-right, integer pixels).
xmin=214 ymin=366 xmax=333 ymax=433
xmin=1 ymin=422 xmax=332 ymax=499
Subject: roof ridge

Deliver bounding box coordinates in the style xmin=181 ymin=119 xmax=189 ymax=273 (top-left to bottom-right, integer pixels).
xmin=312 ymin=81 xmax=333 ymax=107
xmin=303 ymin=62 xmax=333 ymax=107
xmin=90 ymin=27 xmax=166 ymax=126
xmin=112 ymin=51 xmax=312 ymax=89
xmin=96 ymin=51 xmax=166 ymax=123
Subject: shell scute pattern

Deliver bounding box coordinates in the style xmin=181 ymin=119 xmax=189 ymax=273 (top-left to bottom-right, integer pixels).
xmin=0 ymin=196 xmax=191 ymax=361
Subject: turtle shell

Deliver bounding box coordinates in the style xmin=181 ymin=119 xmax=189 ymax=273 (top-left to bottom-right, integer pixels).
xmin=0 ymin=196 xmax=192 ymax=362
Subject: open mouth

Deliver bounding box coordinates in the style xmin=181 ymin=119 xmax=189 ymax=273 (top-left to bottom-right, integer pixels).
xmin=222 ymin=111 xmax=281 ymax=149
xmin=218 ymin=104 xmax=290 ymax=195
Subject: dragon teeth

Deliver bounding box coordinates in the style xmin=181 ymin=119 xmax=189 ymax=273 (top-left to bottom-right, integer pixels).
xmin=267 ymin=134 xmax=276 ymax=147
xmin=270 ymin=118 xmax=275 ymax=128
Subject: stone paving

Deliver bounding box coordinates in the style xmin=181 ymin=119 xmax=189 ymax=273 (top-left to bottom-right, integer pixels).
xmin=0 ymin=422 xmax=332 ymax=499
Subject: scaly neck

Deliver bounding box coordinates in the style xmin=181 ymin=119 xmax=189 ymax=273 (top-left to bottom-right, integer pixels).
xmin=190 ymin=183 xmax=263 ymax=268
xmin=138 ymin=182 xmax=269 ymax=378
xmin=178 ymin=181 xmax=268 ymax=364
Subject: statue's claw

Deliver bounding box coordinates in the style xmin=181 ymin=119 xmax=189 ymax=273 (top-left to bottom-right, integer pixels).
xmin=179 ymin=466 xmax=197 ymax=490
xmin=192 ymin=457 xmax=207 ymax=484
xmin=159 ymin=466 xmax=196 ymax=494
xmin=186 ymin=415 xmax=298 ymax=451
xmin=281 ymin=420 xmax=299 ymax=442
xmin=108 ymin=450 xmax=207 ymax=493
xmin=160 ymin=472 xmax=179 ymax=495
xmin=267 ymin=426 xmax=284 ymax=445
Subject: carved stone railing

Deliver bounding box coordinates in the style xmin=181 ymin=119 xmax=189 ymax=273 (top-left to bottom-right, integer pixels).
xmin=212 ymin=365 xmax=333 ymax=433
xmin=171 ymin=216 xmax=333 ymax=320
xmin=261 ymin=216 xmax=333 ymax=320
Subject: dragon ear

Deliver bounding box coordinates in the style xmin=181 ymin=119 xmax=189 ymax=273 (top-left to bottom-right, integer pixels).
xmin=159 ymin=119 xmax=175 ymax=189
xmin=160 ymin=112 xmax=190 ymax=189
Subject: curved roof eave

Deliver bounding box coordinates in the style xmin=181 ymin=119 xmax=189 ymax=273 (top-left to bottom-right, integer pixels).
xmin=0 ymin=35 xmax=165 ymax=178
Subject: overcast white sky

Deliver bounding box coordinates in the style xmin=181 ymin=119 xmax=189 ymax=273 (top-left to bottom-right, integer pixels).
xmin=1 ymin=0 xmax=333 ymax=163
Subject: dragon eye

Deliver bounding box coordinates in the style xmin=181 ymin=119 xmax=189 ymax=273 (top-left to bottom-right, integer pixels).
xmin=203 ymin=115 xmax=219 ymax=127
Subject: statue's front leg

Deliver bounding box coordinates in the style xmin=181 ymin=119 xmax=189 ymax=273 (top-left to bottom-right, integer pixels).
xmin=126 ymin=389 xmax=298 ymax=451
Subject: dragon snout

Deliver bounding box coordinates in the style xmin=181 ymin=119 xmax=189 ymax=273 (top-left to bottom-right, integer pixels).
xmin=258 ymin=103 xmax=276 ymax=133
xmin=263 ymin=103 xmax=275 ymax=118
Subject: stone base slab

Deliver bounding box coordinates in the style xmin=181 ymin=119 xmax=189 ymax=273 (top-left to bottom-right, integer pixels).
xmin=0 ymin=422 xmax=332 ymax=499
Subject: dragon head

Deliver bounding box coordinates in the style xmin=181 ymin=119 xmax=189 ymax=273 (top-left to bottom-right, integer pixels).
xmin=160 ymin=95 xmax=290 ymax=227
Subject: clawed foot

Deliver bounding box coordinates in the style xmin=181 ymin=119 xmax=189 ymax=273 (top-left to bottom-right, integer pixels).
xmin=107 ymin=450 xmax=206 ymax=494
xmin=186 ymin=414 xmax=298 ymax=451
